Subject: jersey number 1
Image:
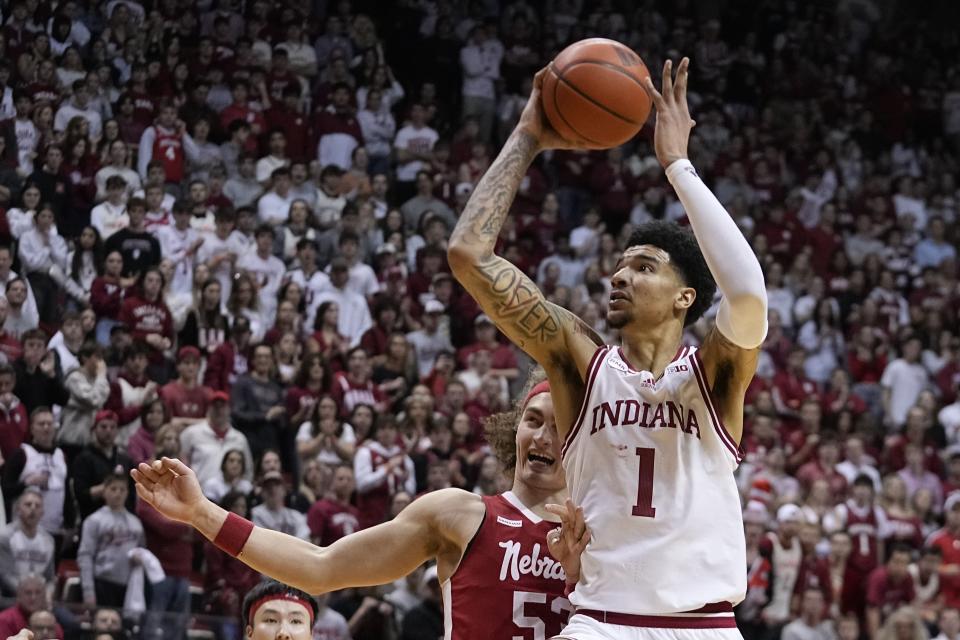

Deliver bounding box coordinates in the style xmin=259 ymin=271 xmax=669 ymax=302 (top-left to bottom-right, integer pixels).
xmin=632 ymin=448 xmax=656 ymax=518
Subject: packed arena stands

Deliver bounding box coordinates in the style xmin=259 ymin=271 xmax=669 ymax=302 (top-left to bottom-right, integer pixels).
xmin=0 ymin=0 xmax=958 ymax=638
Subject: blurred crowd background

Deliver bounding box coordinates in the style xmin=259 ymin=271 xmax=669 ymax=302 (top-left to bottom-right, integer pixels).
xmin=0 ymin=0 xmax=959 ymax=639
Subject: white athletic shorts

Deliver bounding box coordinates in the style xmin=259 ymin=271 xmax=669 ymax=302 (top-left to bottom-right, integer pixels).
xmin=554 ymin=612 xmax=745 ymax=640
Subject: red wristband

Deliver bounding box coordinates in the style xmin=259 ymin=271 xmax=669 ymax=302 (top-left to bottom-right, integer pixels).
xmin=213 ymin=512 xmax=254 ymax=557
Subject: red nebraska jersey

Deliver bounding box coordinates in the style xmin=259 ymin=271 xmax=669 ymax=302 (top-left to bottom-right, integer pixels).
xmin=152 ymin=126 xmax=185 ymax=183
xmin=444 ymin=492 xmax=571 ymax=640
xmin=834 ymin=501 xmax=883 ymax=574
xmin=927 ymin=528 xmax=960 ymax=608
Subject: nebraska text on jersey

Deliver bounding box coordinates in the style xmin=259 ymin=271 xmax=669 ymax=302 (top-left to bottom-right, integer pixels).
xmin=498 ymin=540 xmax=566 ymax=582
xmin=562 ymin=345 xmax=747 ymax=617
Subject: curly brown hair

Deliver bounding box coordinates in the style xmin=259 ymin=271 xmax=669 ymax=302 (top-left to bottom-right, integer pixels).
xmin=483 ymin=368 xmax=548 ymax=471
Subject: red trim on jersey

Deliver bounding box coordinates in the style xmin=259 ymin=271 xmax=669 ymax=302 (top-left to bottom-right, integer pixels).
xmin=561 ymin=346 xmax=608 ymax=460
xmin=689 ymin=351 xmax=743 ymax=463
xmin=575 ymin=609 xmax=736 ymax=629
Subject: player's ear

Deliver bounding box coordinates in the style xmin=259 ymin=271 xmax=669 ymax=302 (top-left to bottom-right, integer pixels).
xmin=245 ymin=626 xmax=253 ymax=639
xmin=675 ymin=286 xmax=696 ymax=312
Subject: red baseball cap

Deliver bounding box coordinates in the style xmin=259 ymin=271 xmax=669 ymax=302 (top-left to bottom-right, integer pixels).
xmin=178 ymin=346 xmax=202 ymax=361
xmin=210 ymin=391 xmax=230 ymax=403
xmin=94 ymin=409 xmax=118 ymax=426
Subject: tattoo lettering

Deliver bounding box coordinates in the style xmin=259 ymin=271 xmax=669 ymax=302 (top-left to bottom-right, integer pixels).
xmin=473 ymin=256 xmax=562 ymax=346
xmin=452 ymin=132 xmax=539 ymax=247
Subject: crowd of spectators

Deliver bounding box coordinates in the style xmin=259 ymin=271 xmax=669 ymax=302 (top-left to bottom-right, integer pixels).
xmin=0 ymin=0 xmax=957 ymax=639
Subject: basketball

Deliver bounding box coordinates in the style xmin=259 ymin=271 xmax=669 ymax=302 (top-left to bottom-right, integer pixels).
xmin=541 ymin=38 xmax=652 ymax=148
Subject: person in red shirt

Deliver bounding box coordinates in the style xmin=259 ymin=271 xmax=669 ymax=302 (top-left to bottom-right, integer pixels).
xmin=331 ymin=347 xmax=387 ymax=418
xmin=796 ymin=435 xmax=848 ymax=496
xmin=457 ymin=314 xmax=519 ymax=383
xmin=786 ymin=397 xmax=826 ymax=472
xmin=307 ymin=464 xmax=360 ymax=547
xmin=264 ymin=84 xmax=311 ymax=162
xmin=0 ymin=363 xmax=28 ymax=462
xmin=159 ymin=346 xmax=212 ymax=430
xmin=91 ymin=251 xmax=138 ymax=343
xmin=219 ymin=79 xmax=266 ymax=154
xmin=773 ymin=347 xmax=820 ymax=420
xmin=866 ymin=545 xmax=916 ymax=637
xmin=203 ymin=317 xmax=253 ymax=392
xmin=119 ymin=63 xmax=157 ymax=127
xmin=118 ymin=267 xmax=173 ymax=370
xmin=927 ymin=494 xmax=960 ymax=610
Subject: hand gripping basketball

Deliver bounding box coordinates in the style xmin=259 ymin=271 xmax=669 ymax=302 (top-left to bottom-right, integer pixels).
xmin=517 ymin=68 xmax=590 ymax=151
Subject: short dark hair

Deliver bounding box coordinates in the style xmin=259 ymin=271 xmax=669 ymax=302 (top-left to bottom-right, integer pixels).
xmin=241 ymin=580 xmax=318 ymax=629
xmin=625 ymin=221 xmax=716 ymax=326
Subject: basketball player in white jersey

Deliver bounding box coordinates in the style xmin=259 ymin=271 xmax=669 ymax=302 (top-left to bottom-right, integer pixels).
xmin=446 ymin=56 xmax=768 ymax=639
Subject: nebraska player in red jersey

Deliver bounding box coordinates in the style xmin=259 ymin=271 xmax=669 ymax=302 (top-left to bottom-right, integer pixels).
xmin=132 ymin=375 xmax=590 ymax=640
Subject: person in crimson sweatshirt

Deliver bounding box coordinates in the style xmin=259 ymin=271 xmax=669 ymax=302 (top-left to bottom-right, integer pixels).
xmin=307 ymin=463 xmax=360 ymax=546
xmin=0 ymin=364 xmax=28 ymax=463
xmin=203 ymin=316 xmax=253 ymax=392
xmin=118 ymin=267 xmax=173 ymax=372
xmin=90 ymin=251 xmax=138 ymax=345
xmin=159 ymin=346 xmax=212 ymax=431
xmin=103 ymin=343 xmax=157 ymax=445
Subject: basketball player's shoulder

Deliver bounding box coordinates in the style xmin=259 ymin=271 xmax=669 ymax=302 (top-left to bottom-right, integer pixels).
xmin=411 ymin=488 xmax=485 ymax=531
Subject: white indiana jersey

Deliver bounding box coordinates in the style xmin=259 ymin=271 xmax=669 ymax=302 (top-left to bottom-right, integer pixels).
xmin=562 ymin=344 xmax=747 ymax=615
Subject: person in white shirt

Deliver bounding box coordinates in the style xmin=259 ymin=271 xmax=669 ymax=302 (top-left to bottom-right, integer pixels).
xmin=276 ymin=23 xmax=317 ymax=78
xmin=197 ymin=209 xmax=248 ymax=302
xmin=835 ymin=435 xmax=882 ymax=492
xmin=94 ymin=139 xmax=141 ymax=201
xmin=154 ymin=203 xmax=202 ymax=296
xmin=255 ymin=129 xmax=291 ymax=185
xmin=459 ymin=24 xmax=503 ymax=142
xmin=179 ymin=394 xmax=254 ymax=487
xmin=236 ymin=226 xmax=286 ymax=321
xmin=309 ymin=258 xmax=372 ymax=346
xmin=90 ymin=175 xmax=129 ymax=240
xmin=329 ymin=232 xmax=379 ymax=300
xmin=285 ymin=239 xmax=330 ymax=310
xmin=53 ymin=80 xmax=103 ymax=140
xmin=257 ymin=166 xmax=296 ymax=225
xmin=356 ymin=89 xmax=396 ymax=174
xmin=569 ymin=207 xmax=604 ymax=260
xmin=314 ymin=165 xmax=347 ymax=230
xmin=251 ymin=471 xmax=310 ymax=541
xmin=224 ymin=154 xmax=264 ymax=208
xmin=393 ymin=104 xmax=438 ymax=198
xmin=940 ymin=382 xmax=960 ymax=444
xmin=18 ymin=205 xmax=68 ymax=325
xmin=406 ymin=300 xmax=454 ymax=379
xmin=880 ymin=337 xmax=930 ymax=430
xmin=12 ymin=91 xmax=39 ymax=175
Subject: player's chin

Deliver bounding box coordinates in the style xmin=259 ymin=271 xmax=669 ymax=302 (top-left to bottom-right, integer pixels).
xmin=606 ymin=308 xmax=629 ymax=330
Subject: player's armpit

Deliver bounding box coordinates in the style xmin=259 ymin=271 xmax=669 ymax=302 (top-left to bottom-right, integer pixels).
xmin=695 ymin=325 xmax=760 ymax=445
xmin=238 ymin=488 xmax=482 ymax=595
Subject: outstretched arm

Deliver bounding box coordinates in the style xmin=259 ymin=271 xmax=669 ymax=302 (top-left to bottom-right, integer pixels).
xmin=448 ymin=68 xmax=603 ymax=434
xmin=644 ymin=59 xmax=768 ymax=443
xmin=132 ymin=458 xmax=476 ymax=595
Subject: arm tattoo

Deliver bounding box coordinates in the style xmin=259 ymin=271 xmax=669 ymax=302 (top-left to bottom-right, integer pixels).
xmin=451 ymin=131 xmax=539 ymax=249
xmin=472 ymin=255 xmax=562 ymax=349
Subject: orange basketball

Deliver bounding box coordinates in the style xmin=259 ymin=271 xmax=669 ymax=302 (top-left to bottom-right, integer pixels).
xmin=542 ymin=38 xmax=652 ymax=148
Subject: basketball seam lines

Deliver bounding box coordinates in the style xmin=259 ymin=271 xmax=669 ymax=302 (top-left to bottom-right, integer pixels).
xmin=548 ymin=64 xmax=605 ymax=147
xmin=557 ymin=58 xmax=648 ymax=88
xmin=550 ymin=63 xmax=641 ymax=126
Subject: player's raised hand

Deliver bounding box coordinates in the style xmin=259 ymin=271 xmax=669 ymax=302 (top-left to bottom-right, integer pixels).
xmin=642 ymin=57 xmax=695 ymax=168
xmin=517 ymin=68 xmax=588 ymax=152
xmin=131 ymin=457 xmax=207 ymax=525
xmin=545 ymin=498 xmax=591 ymax=582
